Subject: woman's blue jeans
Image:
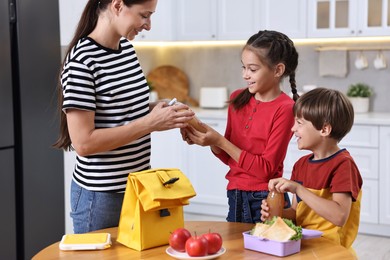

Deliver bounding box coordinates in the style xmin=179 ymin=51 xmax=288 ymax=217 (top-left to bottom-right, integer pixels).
xmin=226 ymin=189 xmax=291 ymax=223
xmin=70 ymin=180 xmax=124 ymax=233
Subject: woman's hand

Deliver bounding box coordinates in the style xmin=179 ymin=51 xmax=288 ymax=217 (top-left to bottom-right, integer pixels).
xmin=147 ymin=102 xmax=194 ymax=131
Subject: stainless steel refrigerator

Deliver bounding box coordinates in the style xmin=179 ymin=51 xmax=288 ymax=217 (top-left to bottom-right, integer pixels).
xmin=0 ymin=0 xmax=64 ymax=259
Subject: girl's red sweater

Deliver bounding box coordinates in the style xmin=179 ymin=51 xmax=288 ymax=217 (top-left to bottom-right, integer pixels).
xmin=214 ymin=89 xmax=295 ymax=191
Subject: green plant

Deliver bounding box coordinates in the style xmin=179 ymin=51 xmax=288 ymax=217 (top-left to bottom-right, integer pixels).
xmin=347 ymin=83 xmax=372 ymax=97
xmin=147 ymin=80 xmax=154 ymax=92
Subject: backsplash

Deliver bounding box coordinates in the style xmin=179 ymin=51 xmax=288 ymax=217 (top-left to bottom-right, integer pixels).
xmin=134 ymin=42 xmax=390 ymax=113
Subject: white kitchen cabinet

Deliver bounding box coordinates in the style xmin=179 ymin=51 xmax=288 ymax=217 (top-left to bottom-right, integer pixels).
xmin=176 ymin=0 xmax=306 ymax=41
xmin=360 ymin=179 xmax=379 ymax=224
xmin=175 ymin=0 xmax=218 ymax=40
xmin=136 ymin=0 xmax=174 ymax=41
xmin=257 ymin=0 xmax=307 ymax=39
xmin=183 ymin=117 xmax=229 ymax=217
xmin=217 ymin=0 xmax=259 ymax=40
xmin=175 ymin=0 xmax=259 ymax=41
xmin=308 ymin=0 xmax=390 ymax=38
xmin=150 ymin=129 xmax=187 ymax=170
xmin=379 ymin=126 xmax=390 ymax=225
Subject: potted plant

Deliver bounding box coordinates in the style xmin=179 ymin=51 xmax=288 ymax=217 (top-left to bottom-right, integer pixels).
xmin=147 ymin=80 xmax=159 ymax=102
xmin=346 ymin=83 xmax=373 ymax=113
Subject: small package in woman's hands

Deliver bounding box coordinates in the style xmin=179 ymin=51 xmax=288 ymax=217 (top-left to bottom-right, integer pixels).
xmin=59 ymin=233 xmax=111 ymax=251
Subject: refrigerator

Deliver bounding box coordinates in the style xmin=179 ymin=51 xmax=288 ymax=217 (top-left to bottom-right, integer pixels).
xmin=0 ymin=0 xmax=64 ymax=259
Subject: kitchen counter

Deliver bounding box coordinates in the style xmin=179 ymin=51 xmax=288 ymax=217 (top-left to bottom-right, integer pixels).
xmin=192 ymin=108 xmax=390 ymax=126
xmin=354 ymin=112 xmax=390 ymax=125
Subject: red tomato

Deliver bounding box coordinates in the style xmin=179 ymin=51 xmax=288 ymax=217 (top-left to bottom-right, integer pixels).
xmin=169 ymin=228 xmax=191 ymax=252
xmin=202 ymin=232 xmax=223 ymax=254
xmin=185 ymin=235 xmax=208 ymax=257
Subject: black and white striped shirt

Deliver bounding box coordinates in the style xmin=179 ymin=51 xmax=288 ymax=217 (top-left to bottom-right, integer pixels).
xmin=61 ymin=37 xmax=150 ymax=192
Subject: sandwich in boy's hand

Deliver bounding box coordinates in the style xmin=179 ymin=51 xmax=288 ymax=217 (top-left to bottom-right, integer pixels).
xmin=250 ymin=216 xmax=302 ymax=242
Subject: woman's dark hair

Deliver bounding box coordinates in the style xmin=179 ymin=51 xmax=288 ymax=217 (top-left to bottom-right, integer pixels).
xmin=293 ymin=88 xmax=354 ymax=142
xmin=231 ymin=30 xmax=299 ymax=110
xmin=54 ymin=0 xmax=152 ymax=150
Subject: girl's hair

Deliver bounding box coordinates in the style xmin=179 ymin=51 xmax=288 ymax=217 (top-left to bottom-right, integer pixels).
xmin=231 ymin=30 xmax=299 ymax=110
xmin=293 ymin=88 xmax=354 ymax=142
xmin=54 ymin=0 xmax=152 ymax=150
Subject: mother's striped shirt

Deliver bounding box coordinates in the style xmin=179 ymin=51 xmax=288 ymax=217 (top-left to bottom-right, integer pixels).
xmin=61 ymin=37 xmax=150 ymax=192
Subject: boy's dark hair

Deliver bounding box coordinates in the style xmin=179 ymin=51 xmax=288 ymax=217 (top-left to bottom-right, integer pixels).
xmin=231 ymin=30 xmax=299 ymax=109
xmin=293 ymin=88 xmax=354 ymax=142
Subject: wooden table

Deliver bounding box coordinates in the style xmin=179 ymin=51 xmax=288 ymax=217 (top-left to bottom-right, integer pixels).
xmin=33 ymin=221 xmax=356 ymax=259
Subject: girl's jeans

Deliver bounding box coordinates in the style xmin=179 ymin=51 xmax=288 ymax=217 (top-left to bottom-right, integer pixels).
xmin=70 ymin=180 xmax=124 ymax=233
xmin=226 ymin=189 xmax=291 ymax=223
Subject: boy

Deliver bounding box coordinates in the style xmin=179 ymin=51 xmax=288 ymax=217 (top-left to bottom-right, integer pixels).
xmin=261 ymin=88 xmax=363 ymax=252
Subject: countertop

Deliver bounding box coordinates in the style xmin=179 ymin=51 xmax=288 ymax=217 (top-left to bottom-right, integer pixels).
xmin=192 ymin=107 xmax=390 ymax=126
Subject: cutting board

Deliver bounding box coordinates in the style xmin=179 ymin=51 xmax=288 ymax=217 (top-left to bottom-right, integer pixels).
xmin=147 ymin=65 xmax=199 ymax=106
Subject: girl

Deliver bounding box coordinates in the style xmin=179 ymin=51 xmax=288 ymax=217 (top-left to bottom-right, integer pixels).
xmin=54 ymin=0 xmax=193 ymax=233
xmin=182 ymin=30 xmax=299 ymax=223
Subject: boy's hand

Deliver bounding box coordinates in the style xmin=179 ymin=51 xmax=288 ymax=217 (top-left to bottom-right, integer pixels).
xmin=269 ymin=177 xmax=300 ymax=194
xmin=260 ymin=199 xmax=270 ymax=222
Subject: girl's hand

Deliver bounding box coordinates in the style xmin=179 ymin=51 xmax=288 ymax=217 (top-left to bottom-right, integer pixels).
xmin=185 ymin=123 xmax=221 ymax=147
xmin=180 ymin=127 xmax=195 ymax=145
xmin=260 ymin=199 xmax=270 ymax=222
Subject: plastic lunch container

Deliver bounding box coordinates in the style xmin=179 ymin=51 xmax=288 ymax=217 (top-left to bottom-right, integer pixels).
xmin=242 ymin=231 xmax=301 ymax=257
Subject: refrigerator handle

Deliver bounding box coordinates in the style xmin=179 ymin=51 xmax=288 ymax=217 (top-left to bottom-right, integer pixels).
xmin=9 ymin=2 xmax=16 ymax=24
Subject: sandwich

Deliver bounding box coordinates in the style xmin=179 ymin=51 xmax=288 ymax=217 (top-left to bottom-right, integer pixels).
xmin=250 ymin=216 xmax=302 ymax=242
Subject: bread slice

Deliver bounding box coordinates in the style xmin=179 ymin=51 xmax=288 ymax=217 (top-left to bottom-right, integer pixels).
xmin=251 ymin=223 xmax=270 ymax=237
xmin=260 ymin=217 xmax=297 ymax=242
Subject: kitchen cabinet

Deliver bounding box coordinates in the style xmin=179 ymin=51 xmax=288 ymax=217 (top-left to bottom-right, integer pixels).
xmin=175 ymin=0 xmax=218 ymax=40
xmin=308 ymin=0 xmax=390 ymax=38
xmin=150 ymin=129 xmax=187 ymax=170
xmin=379 ymin=127 xmax=390 ymax=225
xmin=183 ymin=117 xmax=229 ymax=216
xmin=217 ymin=0 xmax=259 ymax=40
xmin=136 ymin=0 xmax=174 ymax=41
xmin=175 ymin=0 xmax=256 ymax=41
xmin=257 ymin=0 xmax=307 ymax=39
xmin=175 ymin=0 xmax=305 ymax=41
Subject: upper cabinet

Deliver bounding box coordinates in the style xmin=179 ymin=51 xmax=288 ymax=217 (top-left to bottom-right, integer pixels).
xmin=175 ymin=0 xmax=218 ymax=40
xmin=136 ymin=0 xmax=174 ymax=41
xmin=59 ymin=0 xmax=390 ymax=45
xmin=175 ymin=0 xmax=305 ymax=41
xmin=175 ymin=0 xmax=256 ymax=41
xmin=257 ymin=0 xmax=307 ymax=39
xmin=308 ymin=0 xmax=390 ymax=37
xmin=217 ymin=0 xmax=259 ymax=40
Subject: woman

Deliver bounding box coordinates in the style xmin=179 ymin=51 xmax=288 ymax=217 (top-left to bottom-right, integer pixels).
xmin=54 ymin=0 xmax=193 ymax=233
